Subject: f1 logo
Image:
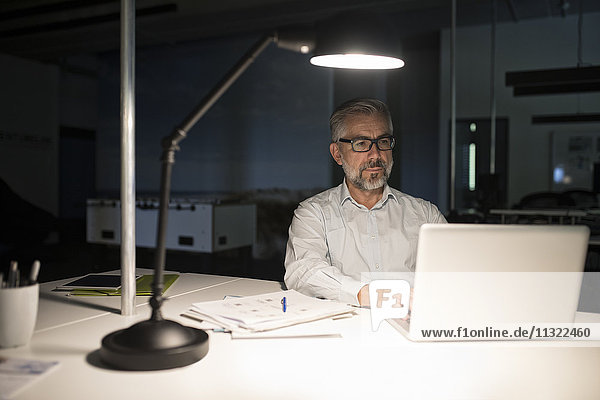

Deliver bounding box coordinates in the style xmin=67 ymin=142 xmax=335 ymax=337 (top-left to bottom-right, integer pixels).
xmin=369 ymin=279 xmax=411 ymax=331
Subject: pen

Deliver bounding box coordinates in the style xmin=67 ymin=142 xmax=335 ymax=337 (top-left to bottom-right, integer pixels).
xmin=29 ymin=260 xmax=41 ymax=284
xmin=281 ymin=296 xmax=287 ymax=312
xmin=8 ymin=261 xmax=18 ymax=288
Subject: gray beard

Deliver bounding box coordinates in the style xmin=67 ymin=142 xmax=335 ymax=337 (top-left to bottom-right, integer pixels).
xmin=342 ymin=157 xmax=393 ymax=191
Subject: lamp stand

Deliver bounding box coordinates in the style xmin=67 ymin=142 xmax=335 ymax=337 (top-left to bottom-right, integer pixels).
xmin=99 ymin=34 xmax=275 ymax=371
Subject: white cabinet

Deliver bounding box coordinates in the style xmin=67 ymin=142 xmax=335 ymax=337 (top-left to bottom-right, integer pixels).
xmin=86 ymin=199 xmax=256 ymax=253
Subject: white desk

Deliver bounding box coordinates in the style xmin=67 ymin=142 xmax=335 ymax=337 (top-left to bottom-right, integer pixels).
xmin=2 ymin=272 xmax=600 ymax=400
xmin=35 ymin=270 xmax=238 ymax=332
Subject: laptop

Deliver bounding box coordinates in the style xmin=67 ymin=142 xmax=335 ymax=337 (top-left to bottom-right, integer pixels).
xmin=387 ymin=223 xmax=590 ymax=341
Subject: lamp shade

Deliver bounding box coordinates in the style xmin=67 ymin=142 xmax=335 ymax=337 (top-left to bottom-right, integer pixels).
xmin=310 ymin=12 xmax=404 ymax=70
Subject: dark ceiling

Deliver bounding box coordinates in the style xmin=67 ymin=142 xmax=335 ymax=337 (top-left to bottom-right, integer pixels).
xmin=0 ymin=0 xmax=598 ymax=63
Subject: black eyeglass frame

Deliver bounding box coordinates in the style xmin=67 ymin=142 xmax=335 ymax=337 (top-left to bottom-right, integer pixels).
xmin=337 ymin=135 xmax=396 ymax=152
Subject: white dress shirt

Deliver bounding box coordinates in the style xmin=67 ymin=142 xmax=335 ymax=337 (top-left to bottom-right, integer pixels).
xmin=284 ymin=180 xmax=447 ymax=305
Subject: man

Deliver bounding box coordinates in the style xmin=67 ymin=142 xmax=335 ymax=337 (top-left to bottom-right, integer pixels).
xmin=284 ymin=98 xmax=446 ymax=305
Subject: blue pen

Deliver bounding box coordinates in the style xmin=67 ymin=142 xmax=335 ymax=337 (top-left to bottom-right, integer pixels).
xmin=281 ymin=296 xmax=287 ymax=312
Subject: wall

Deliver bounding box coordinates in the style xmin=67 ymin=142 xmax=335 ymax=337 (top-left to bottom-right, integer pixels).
xmin=439 ymin=13 xmax=600 ymax=212
xmin=96 ymin=34 xmax=333 ymax=196
xmin=0 ymin=53 xmax=59 ymax=215
xmin=390 ymin=34 xmax=441 ymax=204
xmin=59 ymin=55 xmax=99 ymax=131
xmin=59 ymin=55 xmax=99 ymax=220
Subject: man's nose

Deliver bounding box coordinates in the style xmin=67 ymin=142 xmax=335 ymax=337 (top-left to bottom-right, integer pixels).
xmin=367 ymin=142 xmax=382 ymax=158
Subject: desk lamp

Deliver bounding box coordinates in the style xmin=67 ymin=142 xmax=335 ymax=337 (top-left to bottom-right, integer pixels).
xmin=99 ymin=15 xmax=403 ymax=371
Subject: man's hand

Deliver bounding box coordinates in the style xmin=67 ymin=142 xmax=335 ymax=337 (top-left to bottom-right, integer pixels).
xmin=357 ymin=284 xmax=370 ymax=306
xmin=358 ymin=284 xmax=413 ymax=316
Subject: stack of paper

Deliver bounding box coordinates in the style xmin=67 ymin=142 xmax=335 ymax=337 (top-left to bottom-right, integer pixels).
xmin=183 ymin=290 xmax=354 ymax=333
xmin=0 ymin=358 xmax=59 ymax=399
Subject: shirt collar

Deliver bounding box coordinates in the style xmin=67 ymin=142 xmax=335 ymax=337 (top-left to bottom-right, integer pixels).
xmin=339 ymin=178 xmax=397 ymax=209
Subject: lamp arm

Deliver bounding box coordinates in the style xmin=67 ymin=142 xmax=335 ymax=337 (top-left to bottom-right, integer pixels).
xmin=150 ymin=33 xmax=275 ymax=321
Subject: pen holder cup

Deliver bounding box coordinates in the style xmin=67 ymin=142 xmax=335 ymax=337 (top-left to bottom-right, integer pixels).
xmin=0 ymin=283 xmax=39 ymax=348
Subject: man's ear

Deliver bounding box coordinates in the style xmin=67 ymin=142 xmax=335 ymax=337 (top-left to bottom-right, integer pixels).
xmin=330 ymin=142 xmax=343 ymax=166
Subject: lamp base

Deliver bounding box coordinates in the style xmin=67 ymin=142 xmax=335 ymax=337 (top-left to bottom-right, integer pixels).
xmin=99 ymin=319 xmax=209 ymax=370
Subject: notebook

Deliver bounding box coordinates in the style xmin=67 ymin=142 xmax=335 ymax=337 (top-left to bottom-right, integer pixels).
xmin=387 ymin=223 xmax=590 ymax=341
xmin=55 ymin=274 xmax=179 ymax=296
xmin=56 ymin=274 xmax=139 ymax=290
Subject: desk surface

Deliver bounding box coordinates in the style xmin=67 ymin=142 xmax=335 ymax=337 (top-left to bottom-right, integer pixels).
xmin=2 ymin=271 xmax=600 ymax=400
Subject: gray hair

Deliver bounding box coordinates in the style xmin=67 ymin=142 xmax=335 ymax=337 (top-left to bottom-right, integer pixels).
xmin=329 ymin=98 xmax=393 ymax=142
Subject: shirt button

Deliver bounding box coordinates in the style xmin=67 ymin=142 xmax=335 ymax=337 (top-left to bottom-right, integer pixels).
xmin=375 ymin=264 xmax=380 ymax=269
xmin=371 ymin=235 xmax=376 ymax=239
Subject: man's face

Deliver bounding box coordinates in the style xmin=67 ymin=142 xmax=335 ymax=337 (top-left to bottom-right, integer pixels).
xmin=330 ymin=113 xmax=394 ymax=191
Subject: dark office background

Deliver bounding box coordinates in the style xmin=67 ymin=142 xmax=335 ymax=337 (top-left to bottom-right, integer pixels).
xmin=1 ymin=0 xmax=599 ymax=282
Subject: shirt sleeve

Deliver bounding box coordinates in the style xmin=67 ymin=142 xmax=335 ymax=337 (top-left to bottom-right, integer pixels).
xmin=284 ymin=201 xmax=364 ymax=305
xmin=428 ymin=203 xmax=447 ymax=224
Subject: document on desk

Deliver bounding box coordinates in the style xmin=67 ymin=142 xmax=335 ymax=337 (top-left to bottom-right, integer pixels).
xmin=184 ymin=289 xmax=354 ymax=334
xmin=0 ymin=357 xmax=59 ymax=399
xmin=58 ymin=274 xmax=179 ymax=296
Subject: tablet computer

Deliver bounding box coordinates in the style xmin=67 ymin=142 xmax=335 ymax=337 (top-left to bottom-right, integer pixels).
xmin=56 ymin=274 xmax=140 ymax=290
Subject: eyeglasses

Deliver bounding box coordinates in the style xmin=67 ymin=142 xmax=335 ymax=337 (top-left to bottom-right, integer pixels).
xmin=337 ymin=135 xmax=395 ymax=152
